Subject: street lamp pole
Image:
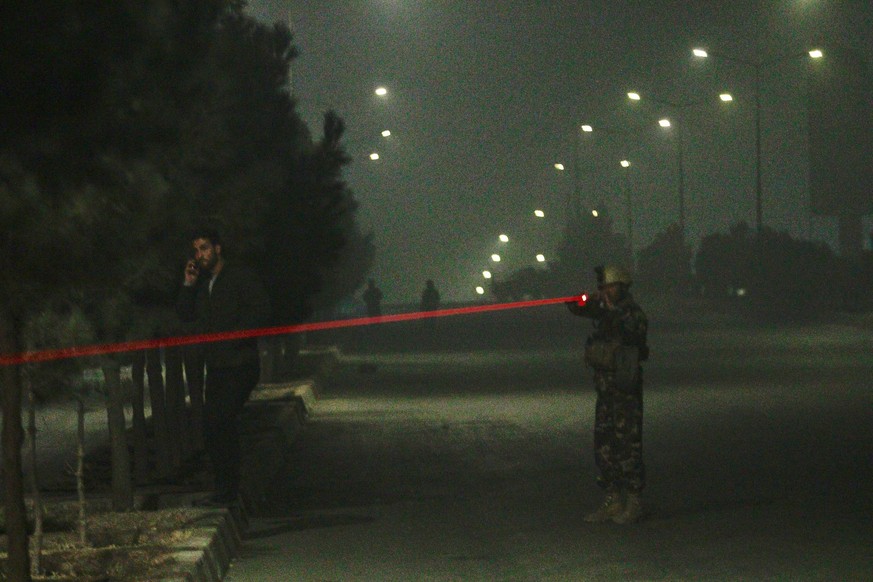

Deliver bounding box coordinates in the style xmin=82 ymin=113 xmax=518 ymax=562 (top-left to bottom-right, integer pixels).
xmin=676 ymin=120 xmax=686 ymax=236
xmin=620 ymin=160 xmax=634 ymax=269
xmin=692 ymin=48 xmax=823 ymax=231
xmin=572 ymin=131 xmax=581 ymax=221
xmin=754 ymin=61 xmax=763 ymax=232
xmin=628 ymin=91 xmax=729 ymax=242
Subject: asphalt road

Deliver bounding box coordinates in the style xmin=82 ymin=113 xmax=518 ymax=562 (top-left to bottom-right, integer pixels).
xmin=225 ymin=305 xmax=873 ymax=581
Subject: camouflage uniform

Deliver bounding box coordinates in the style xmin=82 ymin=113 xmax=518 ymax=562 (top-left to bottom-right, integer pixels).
xmin=568 ymin=293 xmax=648 ymax=493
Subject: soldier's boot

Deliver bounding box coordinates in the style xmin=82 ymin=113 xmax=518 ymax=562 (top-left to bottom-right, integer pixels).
xmin=611 ymin=492 xmax=643 ymax=524
xmin=583 ymin=488 xmax=624 ymax=523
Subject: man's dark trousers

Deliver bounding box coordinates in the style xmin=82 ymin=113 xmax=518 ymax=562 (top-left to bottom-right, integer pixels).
xmin=203 ymin=363 xmax=260 ymax=501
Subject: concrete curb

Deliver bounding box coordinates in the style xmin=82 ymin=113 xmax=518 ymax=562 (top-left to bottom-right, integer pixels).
xmin=158 ymin=378 xmax=317 ymax=581
xmin=158 ymin=505 xmax=246 ymax=582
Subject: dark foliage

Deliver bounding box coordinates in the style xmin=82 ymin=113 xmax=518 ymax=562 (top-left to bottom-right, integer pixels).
xmin=695 ymin=222 xmax=837 ymax=319
xmin=636 ymin=223 xmax=693 ymax=293
xmin=0 ymin=2 xmax=373 ymax=573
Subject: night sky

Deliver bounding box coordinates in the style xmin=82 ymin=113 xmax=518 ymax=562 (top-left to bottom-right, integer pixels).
xmin=245 ymin=1 xmax=872 ymax=303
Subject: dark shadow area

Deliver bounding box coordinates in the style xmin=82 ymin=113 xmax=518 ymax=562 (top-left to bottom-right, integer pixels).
xmin=244 ymin=513 xmax=376 ymax=539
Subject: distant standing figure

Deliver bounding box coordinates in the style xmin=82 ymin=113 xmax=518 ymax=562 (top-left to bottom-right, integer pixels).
xmin=420 ymin=279 xmax=440 ymax=312
xmin=362 ymin=279 xmax=383 ymax=317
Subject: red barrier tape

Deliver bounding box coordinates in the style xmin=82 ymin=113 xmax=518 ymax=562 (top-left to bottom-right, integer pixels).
xmin=0 ymin=295 xmax=581 ymax=366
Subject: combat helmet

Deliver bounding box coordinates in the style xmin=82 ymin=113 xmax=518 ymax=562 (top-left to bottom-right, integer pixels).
xmin=598 ymin=265 xmax=633 ymax=287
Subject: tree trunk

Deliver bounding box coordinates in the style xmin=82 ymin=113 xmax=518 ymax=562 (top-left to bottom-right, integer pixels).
xmin=146 ymin=348 xmax=170 ymax=477
xmin=24 ymin=370 xmax=44 ymax=577
xmin=0 ymin=308 xmax=32 ymax=580
xmin=130 ymin=351 xmax=149 ymax=484
xmin=102 ymin=361 xmax=133 ymax=511
xmin=163 ymin=346 xmax=186 ymax=469
xmin=183 ymin=346 xmax=205 ymax=451
xmin=76 ymin=397 xmax=87 ymax=545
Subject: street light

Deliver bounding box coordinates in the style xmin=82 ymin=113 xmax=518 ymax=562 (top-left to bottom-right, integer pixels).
xmin=576 ymin=122 xmax=643 ymax=221
xmin=627 ymin=91 xmax=732 ymax=240
xmin=498 ymin=234 xmax=509 ymax=243
xmin=692 ymin=46 xmax=823 ymax=231
xmin=375 ymin=86 xmax=388 ymax=96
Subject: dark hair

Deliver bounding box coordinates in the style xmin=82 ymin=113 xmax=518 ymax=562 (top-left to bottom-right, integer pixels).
xmin=190 ymin=226 xmax=223 ymax=248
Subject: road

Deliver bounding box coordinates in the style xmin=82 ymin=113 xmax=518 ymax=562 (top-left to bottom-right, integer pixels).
xmin=225 ymin=305 xmax=873 ymax=581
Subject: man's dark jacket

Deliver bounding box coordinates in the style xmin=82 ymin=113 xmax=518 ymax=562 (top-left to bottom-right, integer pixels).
xmin=176 ymin=262 xmax=271 ymax=369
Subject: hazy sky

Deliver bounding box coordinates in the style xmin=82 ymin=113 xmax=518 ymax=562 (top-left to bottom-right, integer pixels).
xmin=245 ymin=1 xmax=872 ymax=303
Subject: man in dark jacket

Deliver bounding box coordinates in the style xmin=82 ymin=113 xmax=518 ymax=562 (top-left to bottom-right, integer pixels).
xmin=567 ymin=265 xmax=648 ymax=524
xmin=177 ymin=228 xmax=270 ymax=506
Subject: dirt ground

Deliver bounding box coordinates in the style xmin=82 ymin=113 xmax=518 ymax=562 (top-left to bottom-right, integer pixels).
xmin=2 ymin=501 xmax=209 ymax=581
xmin=1 ymin=401 xmax=217 ymax=581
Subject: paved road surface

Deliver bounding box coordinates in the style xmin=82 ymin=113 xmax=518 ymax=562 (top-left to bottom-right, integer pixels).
xmin=226 ymin=307 xmax=873 ymax=581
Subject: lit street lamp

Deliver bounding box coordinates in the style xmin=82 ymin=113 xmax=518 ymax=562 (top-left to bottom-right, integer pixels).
xmin=627 ymin=91 xmax=732 ymax=240
xmin=692 ymin=46 xmax=823 ymax=231
xmin=575 ymin=122 xmax=643 ymax=221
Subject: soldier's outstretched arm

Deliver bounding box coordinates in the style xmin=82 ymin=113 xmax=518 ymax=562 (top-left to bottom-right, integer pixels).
xmin=566 ymin=292 xmax=603 ymax=318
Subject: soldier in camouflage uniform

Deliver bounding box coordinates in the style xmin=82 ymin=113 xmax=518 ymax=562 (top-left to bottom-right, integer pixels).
xmin=567 ymin=265 xmax=648 ymax=524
